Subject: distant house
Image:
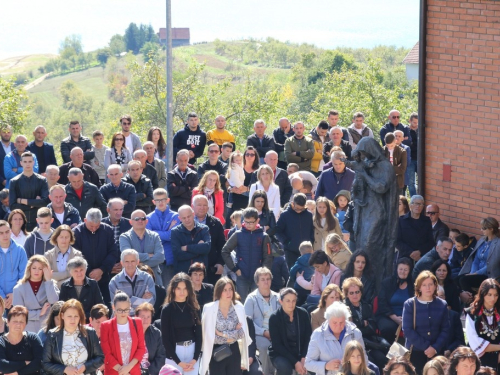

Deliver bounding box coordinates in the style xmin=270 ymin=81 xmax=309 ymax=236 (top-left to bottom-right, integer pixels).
xmin=402 ymin=42 xmax=419 ymax=81
xmin=157 ymin=28 xmax=190 ymax=47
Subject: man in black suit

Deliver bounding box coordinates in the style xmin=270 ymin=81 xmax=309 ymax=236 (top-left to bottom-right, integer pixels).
xmin=427 ymin=204 xmax=450 ymax=245
xmin=27 ymin=125 xmax=57 ymax=174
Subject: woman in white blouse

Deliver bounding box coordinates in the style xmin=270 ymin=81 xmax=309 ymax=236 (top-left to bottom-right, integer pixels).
xmin=248 ymin=165 xmax=281 ymax=221
xmin=8 ymin=209 xmax=28 ymax=246
xmin=42 ymin=299 xmax=104 ymax=375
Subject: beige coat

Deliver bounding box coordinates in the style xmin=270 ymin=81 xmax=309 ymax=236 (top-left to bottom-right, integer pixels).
xmin=313 ymin=217 xmax=342 ymax=251
xmin=44 ymin=246 xmax=83 ymax=288
xmin=328 ymin=248 xmax=352 ymax=271
xmin=311 ymin=306 xmax=326 ymax=331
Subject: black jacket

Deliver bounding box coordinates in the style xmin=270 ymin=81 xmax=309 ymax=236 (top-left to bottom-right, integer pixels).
xmin=323 ymin=140 xmax=352 ymax=163
xmin=173 ymin=124 xmax=207 ymax=164
xmin=59 ymin=162 xmax=101 ymax=187
xmin=123 ymin=174 xmax=154 ymax=212
xmin=143 ymin=164 xmax=159 ymax=190
xmin=246 ymin=316 xmax=257 ymax=361
xmin=48 ymin=202 xmax=82 ymax=228
xmin=59 ymin=277 xmax=104 ymax=320
xmin=432 ymin=219 xmax=450 ymax=245
xmin=101 ymin=217 xmax=132 ymax=243
xmin=197 ymin=159 xmax=228 ymax=181
xmin=340 ymin=273 xmax=376 ymax=305
xmin=258 ymin=209 xmax=277 ymax=236
xmin=60 ymin=135 xmax=95 ymax=163
xmin=376 ymin=275 xmax=415 ymax=318
xmin=275 ymin=205 xmax=315 ymax=254
xmin=195 ymin=283 xmax=214 ymax=312
xmin=153 ymin=284 xmax=167 ymax=321
xmin=42 ymin=327 xmax=104 ymax=375
xmin=9 ymin=173 xmax=50 ymax=225
xmin=273 ymin=127 xmax=295 ymax=154
xmin=72 ymin=222 xmax=119 ymax=274
xmin=250 ymin=167 xmax=292 ymax=206
xmin=204 ymin=214 xmax=226 ymax=271
xmin=246 ymin=133 xmax=275 ymax=159
xmin=345 ymin=299 xmax=378 ymax=340
xmin=166 ymin=166 xmax=199 ymax=211
xmin=26 ymin=141 xmax=57 ymax=174
xmin=65 ymin=182 xmax=107 ymax=220
xmin=397 ymin=212 xmax=435 ymax=258
xmin=446 ymin=309 xmax=465 ymax=352
xmin=144 ymin=325 xmax=166 ymax=375
xmin=100 ymin=181 xmax=137 ymax=218
xmin=268 ymin=306 xmax=312 ymax=364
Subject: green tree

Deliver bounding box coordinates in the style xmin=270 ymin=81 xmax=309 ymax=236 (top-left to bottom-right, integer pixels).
xmin=96 ymin=48 xmax=112 ymax=65
xmin=124 ymin=23 xmax=140 ymax=54
xmin=0 ymin=77 xmax=31 ymax=131
xmin=109 ymin=34 xmax=126 ymax=55
xmin=59 ymin=35 xmax=83 ymax=60
xmin=140 ymin=42 xmax=160 ymax=62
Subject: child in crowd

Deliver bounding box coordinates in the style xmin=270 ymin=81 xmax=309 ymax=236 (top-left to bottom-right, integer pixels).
xmin=289 ymin=241 xmax=315 ymax=305
xmin=90 ymin=130 xmax=108 ymax=185
xmin=324 ymin=233 xmax=352 ymax=271
xmin=334 ymin=190 xmax=351 ymax=243
xmin=0 ymin=188 xmax=10 ymax=220
xmin=226 ymin=151 xmax=245 ymax=208
xmin=223 ymin=210 xmax=243 ymax=281
xmin=306 ymin=200 xmax=316 ymax=214
xmin=302 ymin=180 xmax=314 ymax=200
xmin=384 ymin=132 xmax=406 ymax=194
xmin=313 ymin=197 xmax=341 ymax=251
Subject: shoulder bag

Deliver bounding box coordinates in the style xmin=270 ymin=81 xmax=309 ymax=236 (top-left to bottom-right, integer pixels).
xmin=386 ymin=297 xmax=415 ymax=360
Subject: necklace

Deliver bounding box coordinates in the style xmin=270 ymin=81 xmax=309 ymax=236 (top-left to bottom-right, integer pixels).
xmin=479 ymin=307 xmax=499 ymax=340
xmin=174 ymin=301 xmax=186 ymax=313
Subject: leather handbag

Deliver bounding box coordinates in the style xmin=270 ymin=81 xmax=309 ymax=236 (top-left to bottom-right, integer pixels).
xmin=386 ymin=297 xmax=416 ymax=360
xmin=212 ymin=343 xmax=232 ymax=362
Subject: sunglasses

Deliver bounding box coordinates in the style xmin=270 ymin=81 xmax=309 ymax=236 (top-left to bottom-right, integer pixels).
xmin=245 ymin=153 xmax=256 ymax=157
xmin=122 ymin=122 xmax=131 ymax=125
xmin=348 ymin=290 xmax=361 ymax=295
xmin=426 ymin=212 xmax=437 ymax=215
xmin=392 ymin=116 xmax=400 ymax=119
xmin=132 ymin=217 xmax=147 ymax=222
xmin=115 ymin=138 xmax=124 ymax=141
xmin=209 ymin=149 xmax=219 ymax=153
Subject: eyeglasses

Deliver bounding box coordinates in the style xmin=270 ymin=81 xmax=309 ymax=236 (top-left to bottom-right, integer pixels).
xmin=115 ymin=138 xmax=124 ymax=141
xmin=245 ymin=153 xmax=256 ymax=157
xmin=392 ymin=116 xmax=400 ymax=119
xmin=348 ymin=290 xmax=361 ymax=295
xmin=426 ymin=212 xmax=437 ymax=215
xmin=482 ymin=227 xmax=489 ymax=230
xmin=244 ymin=220 xmax=256 ymax=225
xmin=116 ymin=308 xmax=131 ymax=314
xmin=132 ymin=217 xmax=147 ymax=221
xmin=209 ymin=149 xmax=220 ymax=153
xmin=155 ymin=198 xmax=168 ymax=203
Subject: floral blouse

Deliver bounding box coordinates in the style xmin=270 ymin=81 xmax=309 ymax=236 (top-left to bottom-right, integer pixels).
xmin=61 ymin=329 xmax=88 ymax=369
xmin=214 ymin=305 xmax=245 ymax=344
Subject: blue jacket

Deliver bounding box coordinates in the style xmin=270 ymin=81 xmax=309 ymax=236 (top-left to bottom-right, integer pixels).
xmin=3 ymin=149 xmax=39 ymax=188
xmin=221 ymin=225 xmax=272 ymax=280
xmin=0 ymin=142 xmax=14 ymax=185
xmin=99 ymin=181 xmax=136 ymax=218
xmin=275 ymin=205 xmax=315 ymax=254
xmin=449 ymin=237 xmax=477 ymax=280
xmin=290 ymin=253 xmax=314 ymax=285
xmin=380 ymin=122 xmax=412 ymax=147
xmin=316 ymin=167 xmax=355 ymax=202
xmin=48 ymin=202 xmax=82 ymax=229
xmin=26 ymin=141 xmax=57 ymax=174
xmin=0 ymin=239 xmax=28 ymax=298
xmin=171 ymin=222 xmax=211 ymax=273
xmin=271 ymin=256 xmax=289 ymax=292
xmin=397 ymin=212 xmax=435 ymax=258
xmin=146 ymin=208 xmax=180 ymax=265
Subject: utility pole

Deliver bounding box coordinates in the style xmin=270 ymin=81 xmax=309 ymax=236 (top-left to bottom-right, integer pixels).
xmin=165 ymin=0 xmax=173 ymax=170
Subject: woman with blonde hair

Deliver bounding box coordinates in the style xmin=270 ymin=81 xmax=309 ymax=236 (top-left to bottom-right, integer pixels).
xmin=192 ymin=170 xmax=225 ymax=224
xmin=310 ymin=284 xmax=344 ymax=330
xmin=249 ymin=164 xmax=281 ymax=221
xmin=12 ymin=254 xmax=59 ymax=333
xmin=313 ymin=197 xmax=341 ymax=251
xmin=324 ymin=233 xmax=352 ymax=271
xmin=423 ymin=359 xmax=445 ymax=375
xmin=43 ymin=225 xmax=83 ymax=288
xmin=42 ymin=299 xmax=104 ymax=375
xmin=341 ymin=340 xmax=374 ymax=375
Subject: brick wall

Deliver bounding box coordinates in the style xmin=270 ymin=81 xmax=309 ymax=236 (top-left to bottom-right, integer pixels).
xmin=425 ymin=0 xmax=500 ymax=236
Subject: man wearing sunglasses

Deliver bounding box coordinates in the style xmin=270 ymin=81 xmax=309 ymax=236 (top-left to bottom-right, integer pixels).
xmin=120 ymin=115 xmax=142 ymax=153
xmin=119 ymin=210 xmax=165 ymax=286
xmin=379 ymin=109 xmax=412 ymax=147
xmin=426 ymin=204 xmax=450 ymax=245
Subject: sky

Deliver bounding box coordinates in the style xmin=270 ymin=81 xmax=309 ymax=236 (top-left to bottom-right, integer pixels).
xmin=0 ymin=0 xmax=419 ymax=59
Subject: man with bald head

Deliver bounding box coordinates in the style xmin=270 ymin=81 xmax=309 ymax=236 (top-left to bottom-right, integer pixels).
xmin=250 ymin=150 xmax=292 ymax=206
xmin=380 ymin=109 xmax=411 ymax=147
xmin=143 ymin=141 xmax=166 ymax=188
xmin=4 ymin=135 xmax=39 ymax=188
xmin=134 ymin=149 xmax=159 ymax=189
xmin=119 ymin=209 xmax=164 ymax=285
xmin=273 ymin=117 xmax=295 ymax=169
xmin=171 ymin=205 xmax=211 ymax=273
xmin=426 ymin=204 xmax=450 ymax=245
xmin=247 ymin=119 xmax=275 ymax=165
xmin=59 ymin=147 xmax=101 ymax=186
xmin=100 ymin=164 xmax=136 ymax=218
xmin=206 ymin=115 xmax=236 ymax=150
xmin=27 ymin=125 xmax=57 ymax=174
xmin=323 ymin=126 xmax=352 ymax=165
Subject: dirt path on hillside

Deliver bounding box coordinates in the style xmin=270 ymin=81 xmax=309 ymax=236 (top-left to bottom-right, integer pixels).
xmin=24 ymin=72 xmax=52 ymax=90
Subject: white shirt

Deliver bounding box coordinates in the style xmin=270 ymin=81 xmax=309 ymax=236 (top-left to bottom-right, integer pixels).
xmin=55 ymin=212 xmax=65 ymax=226
xmin=11 ymin=232 xmax=27 ymax=247
xmin=1 ymin=247 xmax=8 ymax=254
xmin=125 ymin=135 xmax=133 ymax=153
xmin=2 ymin=143 xmax=11 ymax=156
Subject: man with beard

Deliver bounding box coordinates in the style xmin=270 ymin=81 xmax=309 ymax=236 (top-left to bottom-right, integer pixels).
xmin=0 ymin=125 xmax=15 ymax=187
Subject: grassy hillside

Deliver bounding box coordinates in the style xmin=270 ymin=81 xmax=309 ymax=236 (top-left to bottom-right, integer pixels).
xmin=0 ymin=54 xmax=57 ymax=76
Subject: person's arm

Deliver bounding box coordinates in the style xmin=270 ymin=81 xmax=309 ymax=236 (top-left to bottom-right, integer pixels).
xmin=13 ymin=286 xmax=43 ymax=324
xmin=60 ymin=141 xmax=71 ymax=163
xmin=299 ymin=139 xmax=315 ymax=160
xmin=262 ymin=234 xmax=273 ymax=270
xmin=402 ymin=299 xmax=430 ymax=350
xmin=42 ymin=332 xmax=66 ymax=375
xmin=160 ymin=305 xmax=182 ymax=363
xmin=296 ymin=274 xmax=313 ymax=290
xmin=17 ymin=334 xmax=43 ymax=375
xmin=281 ymin=174 xmax=293 ymax=206
xmin=248 ymin=183 xmax=256 ymax=206
xmin=197 ymin=164 xmax=206 ymax=181
xmin=244 ymin=297 xmax=265 ymax=336
xmin=83 ymin=140 xmax=95 ymax=162
xmin=27 ymin=179 xmax=50 ymax=207
xmin=284 ymin=139 xmax=301 ymax=163
xmin=322 ymin=142 xmax=332 ymax=164
xmin=465 ymin=313 xmax=499 ymax=355
xmin=167 ymin=173 xmax=188 ymax=197
xmin=82 ymin=329 xmax=105 ymax=373
xmin=304 ymin=330 xmax=328 ymax=375
xmin=315 ymin=174 xmax=325 ymax=200
xmin=99 ymin=323 xmax=122 ymax=368
xmin=124 ymin=184 xmax=136 ymax=213
xmin=101 ymin=229 xmax=120 ymax=272
xmin=221 ymin=232 xmax=238 ymax=270
xmin=380 ymin=127 xmax=387 ymax=146
xmin=193 ymin=134 xmax=207 ymax=159
xmin=146 ymin=275 xmax=156 ymax=303
xmin=431 ymin=302 xmax=450 ymax=353
xmin=447 ymin=312 xmax=465 ymax=352
xmin=144 ymin=234 xmax=165 ymax=268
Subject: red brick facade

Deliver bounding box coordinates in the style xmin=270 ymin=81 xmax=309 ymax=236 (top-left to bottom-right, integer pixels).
xmin=425 ymin=0 xmax=500 ymax=235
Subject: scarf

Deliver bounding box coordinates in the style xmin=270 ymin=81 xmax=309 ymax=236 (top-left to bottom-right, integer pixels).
xmin=204 ymin=187 xmax=215 ymax=216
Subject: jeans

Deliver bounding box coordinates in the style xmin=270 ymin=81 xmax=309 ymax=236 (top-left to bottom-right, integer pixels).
xmin=164 ymin=342 xmax=200 ymax=375
xmin=407 ymin=159 xmax=418 ymax=197
xmin=256 ymin=336 xmax=274 ymax=375
xmin=160 ymin=263 xmax=176 ymax=289
xmin=271 ymin=356 xmax=295 ymax=375
xmin=236 ymin=275 xmax=257 ymax=302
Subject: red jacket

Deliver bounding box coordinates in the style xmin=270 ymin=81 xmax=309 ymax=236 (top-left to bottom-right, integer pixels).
xmin=100 ymin=316 xmax=146 ymax=375
xmin=192 ymin=188 xmax=225 ymax=225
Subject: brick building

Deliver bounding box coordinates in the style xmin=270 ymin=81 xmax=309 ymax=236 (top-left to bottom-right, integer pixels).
xmin=422 ymin=0 xmax=500 ymax=235
xmin=157 ymin=28 xmax=190 ymax=47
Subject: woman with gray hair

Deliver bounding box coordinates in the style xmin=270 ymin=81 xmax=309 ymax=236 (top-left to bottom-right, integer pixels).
xmin=305 ymin=301 xmax=367 ymax=375
xmin=44 ymin=225 xmax=83 ymax=288
xmin=59 ymin=256 xmax=103 ymax=321
xmin=268 ymin=288 xmax=312 ymax=375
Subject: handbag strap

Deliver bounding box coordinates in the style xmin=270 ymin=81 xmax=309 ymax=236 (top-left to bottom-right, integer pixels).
xmin=394 ymin=297 xmax=417 ymax=342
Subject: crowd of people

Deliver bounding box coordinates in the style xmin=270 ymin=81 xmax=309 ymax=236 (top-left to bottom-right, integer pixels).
xmin=0 ymin=110 xmax=495 ymax=375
